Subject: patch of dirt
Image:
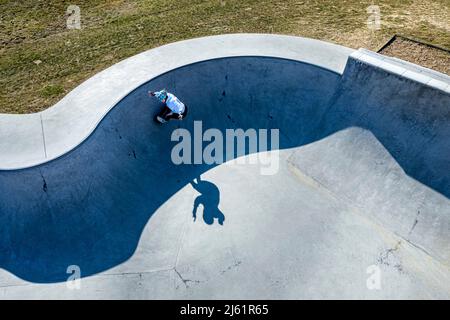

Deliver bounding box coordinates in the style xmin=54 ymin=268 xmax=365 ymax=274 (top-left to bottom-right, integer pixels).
xmin=378 ymin=37 xmax=450 ymax=75
xmin=384 ymin=0 xmax=450 ymax=34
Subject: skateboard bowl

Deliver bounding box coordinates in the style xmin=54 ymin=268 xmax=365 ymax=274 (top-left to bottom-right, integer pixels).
xmin=0 ymin=34 xmax=449 ymax=299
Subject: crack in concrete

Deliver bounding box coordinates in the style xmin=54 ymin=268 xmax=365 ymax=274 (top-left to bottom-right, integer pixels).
xmin=0 ymin=267 xmax=176 ymax=289
xmin=220 ymin=260 xmax=242 ymax=275
xmin=378 ymin=241 xmax=401 ymax=263
xmin=39 ymin=169 xmax=47 ymax=193
xmin=173 ymin=229 xmax=186 ymax=269
xmin=402 ymin=237 xmax=434 ymax=259
xmin=171 ymin=205 xmax=198 ymax=290
xmin=226 ymin=114 xmax=236 ymax=124
xmin=174 ymin=268 xmax=201 ymax=289
xmin=0 ymin=282 xmax=35 ymax=289
xmin=173 ymin=204 xmax=191 ymax=269
xmin=408 ymin=210 xmax=421 ymax=238
xmin=377 ymin=240 xmax=405 ymax=273
xmin=115 ymin=128 xmax=122 ymax=140
xmin=100 ymin=267 xmax=173 ymax=278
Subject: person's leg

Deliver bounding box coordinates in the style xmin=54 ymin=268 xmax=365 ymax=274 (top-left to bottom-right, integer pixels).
xmin=167 ymin=112 xmax=181 ymax=120
xmin=158 ymin=106 xmax=171 ymax=117
xmin=180 ymin=105 xmax=188 ymax=119
xmin=166 ymin=105 xmax=188 ymax=121
xmin=156 ymin=106 xmax=172 ymax=123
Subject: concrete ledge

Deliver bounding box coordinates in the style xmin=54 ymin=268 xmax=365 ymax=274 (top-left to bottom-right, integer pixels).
xmin=0 ymin=34 xmax=354 ymax=170
xmin=350 ymin=48 xmax=450 ymax=94
xmin=0 ymin=114 xmax=46 ymax=168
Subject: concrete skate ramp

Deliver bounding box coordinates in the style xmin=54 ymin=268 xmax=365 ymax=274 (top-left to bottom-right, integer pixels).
xmin=0 ymin=35 xmax=449 ymax=299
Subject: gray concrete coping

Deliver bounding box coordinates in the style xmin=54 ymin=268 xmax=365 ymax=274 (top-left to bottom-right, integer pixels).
xmin=0 ymin=34 xmax=355 ymax=170
xmin=350 ymin=48 xmax=450 ymax=93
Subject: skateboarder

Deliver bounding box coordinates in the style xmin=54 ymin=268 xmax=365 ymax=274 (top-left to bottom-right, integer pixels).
xmin=149 ymin=89 xmax=188 ymax=123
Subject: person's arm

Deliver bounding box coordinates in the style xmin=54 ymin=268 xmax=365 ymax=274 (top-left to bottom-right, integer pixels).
xmin=149 ymin=90 xmax=167 ymax=103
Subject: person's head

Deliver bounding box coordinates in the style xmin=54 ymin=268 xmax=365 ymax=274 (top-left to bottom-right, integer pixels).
xmin=155 ymin=89 xmax=168 ymax=102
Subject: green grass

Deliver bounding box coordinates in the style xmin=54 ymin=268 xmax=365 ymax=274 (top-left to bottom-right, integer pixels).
xmin=1 ymin=0 xmax=449 ymax=113
xmin=40 ymin=84 xmax=64 ymax=98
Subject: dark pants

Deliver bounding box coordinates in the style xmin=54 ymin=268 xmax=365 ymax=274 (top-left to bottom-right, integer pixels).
xmin=158 ymin=105 xmax=188 ymax=121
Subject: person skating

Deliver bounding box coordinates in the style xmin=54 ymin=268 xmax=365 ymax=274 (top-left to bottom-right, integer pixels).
xmin=149 ymin=89 xmax=188 ymax=123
